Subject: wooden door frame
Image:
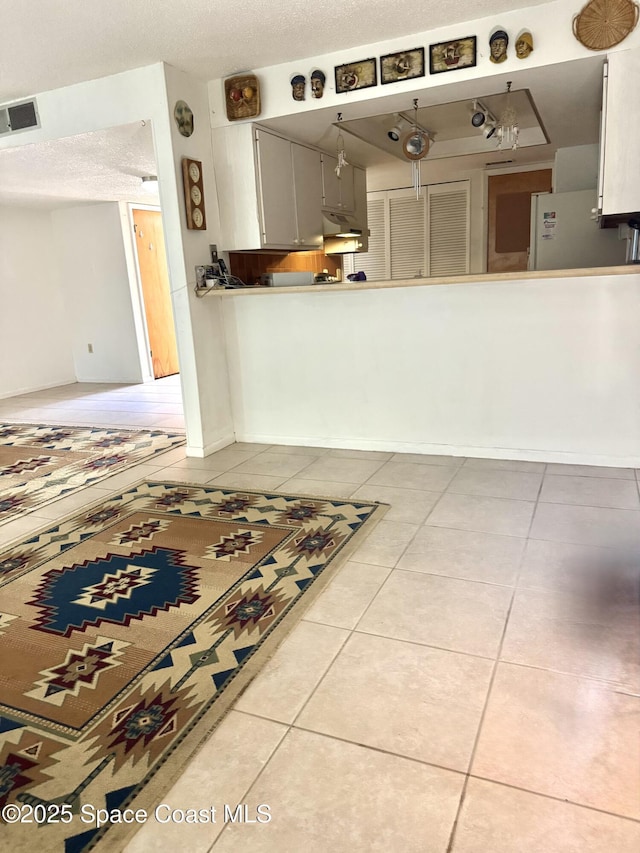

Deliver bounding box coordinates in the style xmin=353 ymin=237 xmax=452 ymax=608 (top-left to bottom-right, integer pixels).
xmin=481 ymin=161 xmax=554 ymax=273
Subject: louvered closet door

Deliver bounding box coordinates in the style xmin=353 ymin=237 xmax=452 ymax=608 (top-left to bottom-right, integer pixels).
xmin=389 ymin=193 xmax=426 ymax=279
xmin=350 ymin=196 xmax=388 ymax=280
xmin=427 ymin=182 xmax=470 ymax=276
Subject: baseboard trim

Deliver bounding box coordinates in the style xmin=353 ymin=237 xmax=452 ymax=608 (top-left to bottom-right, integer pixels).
xmin=233 ymin=432 xmax=640 ymax=469
xmin=186 ymin=434 xmax=235 ymax=458
xmin=0 ymin=378 xmax=77 ymax=401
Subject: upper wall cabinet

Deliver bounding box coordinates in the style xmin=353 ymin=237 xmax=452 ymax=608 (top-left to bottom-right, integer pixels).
xmin=212 ymin=124 xmax=324 ymax=251
xmin=599 ymin=48 xmax=640 ymax=217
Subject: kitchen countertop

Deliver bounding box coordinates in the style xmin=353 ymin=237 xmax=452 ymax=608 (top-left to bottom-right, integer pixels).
xmin=195 ymin=265 xmax=638 ymax=297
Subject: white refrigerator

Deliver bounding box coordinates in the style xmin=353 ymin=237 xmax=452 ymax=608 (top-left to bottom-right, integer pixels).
xmin=529 ymin=189 xmax=626 ymax=271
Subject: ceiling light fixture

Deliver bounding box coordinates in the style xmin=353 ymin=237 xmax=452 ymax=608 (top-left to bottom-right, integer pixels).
xmin=387 ymin=115 xmax=406 ymax=141
xmin=470 ymin=99 xmax=499 ymax=139
xmin=402 ymin=99 xmax=431 ymax=199
xmin=470 ymin=100 xmax=486 ymax=128
xmin=141 ymin=175 xmax=159 ymax=193
xmin=483 ymin=121 xmax=497 ymax=139
xmin=335 ymin=112 xmax=349 ymax=177
xmin=496 ymin=82 xmax=519 ymax=150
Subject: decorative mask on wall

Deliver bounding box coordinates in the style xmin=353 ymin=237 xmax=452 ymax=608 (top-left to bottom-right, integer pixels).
xmin=515 ymin=31 xmax=534 ymax=58
xmin=174 ymin=100 xmax=194 ymax=137
xmin=291 ymin=74 xmax=306 ymax=101
xmin=489 ymin=29 xmax=509 ymax=63
xmin=311 ymin=69 xmax=326 ymax=99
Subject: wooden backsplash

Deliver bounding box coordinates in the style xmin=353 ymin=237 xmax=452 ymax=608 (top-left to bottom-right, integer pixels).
xmin=229 ymin=251 xmax=342 ymax=285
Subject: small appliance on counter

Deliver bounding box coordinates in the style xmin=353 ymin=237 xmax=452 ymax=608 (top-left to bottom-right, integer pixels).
xmin=626 ymin=216 xmax=640 ymax=264
xmin=259 ymin=271 xmax=315 ymax=287
xmin=195 ymin=258 xmax=248 ymax=290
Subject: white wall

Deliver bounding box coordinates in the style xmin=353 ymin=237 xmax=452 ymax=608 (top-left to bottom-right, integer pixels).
xmin=0 ymin=205 xmax=75 ymax=398
xmin=161 ymin=64 xmax=234 ymax=456
xmin=222 ymin=273 xmax=640 ymax=466
xmin=51 ymin=203 xmax=143 ymax=382
xmin=554 ymin=144 xmax=599 ymax=192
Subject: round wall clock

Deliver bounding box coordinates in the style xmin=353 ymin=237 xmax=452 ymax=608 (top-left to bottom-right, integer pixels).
xmin=181 ymin=158 xmax=207 ymax=230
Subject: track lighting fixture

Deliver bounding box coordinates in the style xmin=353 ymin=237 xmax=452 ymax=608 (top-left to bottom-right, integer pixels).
xmin=470 ymin=99 xmax=499 ymax=140
xmin=470 ymin=100 xmax=487 ymax=128
xmin=387 ymin=115 xmax=407 ymax=142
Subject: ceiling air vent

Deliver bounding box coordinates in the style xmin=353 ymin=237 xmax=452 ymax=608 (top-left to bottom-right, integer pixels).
xmin=0 ymin=99 xmax=40 ymax=135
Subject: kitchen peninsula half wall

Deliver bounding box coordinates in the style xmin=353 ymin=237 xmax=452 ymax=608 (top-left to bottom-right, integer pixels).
xmin=214 ymin=269 xmax=640 ymax=469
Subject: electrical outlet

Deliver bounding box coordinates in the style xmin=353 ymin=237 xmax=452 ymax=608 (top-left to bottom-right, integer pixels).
xmin=88 ymin=344 xmax=93 ymax=353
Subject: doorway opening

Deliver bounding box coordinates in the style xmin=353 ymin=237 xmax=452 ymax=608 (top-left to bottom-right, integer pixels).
xmin=487 ymin=169 xmax=553 ymax=273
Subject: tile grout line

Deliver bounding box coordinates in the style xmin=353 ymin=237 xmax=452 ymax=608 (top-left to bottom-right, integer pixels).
xmin=229 ymin=711 xmax=640 ymax=830
xmin=204 ymin=713 xmax=291 ymax=852
xmin=444 ymin=462 xmax=547 ymax=853
xmin=204 ymin=624 xmax=355 ymax=850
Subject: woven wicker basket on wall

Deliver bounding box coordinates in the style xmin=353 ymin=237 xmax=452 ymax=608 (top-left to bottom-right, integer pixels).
xmin=573 ymin=0 xmax=639 ymax=49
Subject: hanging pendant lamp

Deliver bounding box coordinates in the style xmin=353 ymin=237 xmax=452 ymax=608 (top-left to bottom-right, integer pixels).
xmin=335 ymin=112 xmax=349 ymax=177
xmin=496 ymin=82 xmax=519 ymax=150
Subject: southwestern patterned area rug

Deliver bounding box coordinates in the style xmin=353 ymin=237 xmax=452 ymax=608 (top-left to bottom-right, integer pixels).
xmin=0 ymin=480 xmax=385 ymax=852
xmin=0 ymin=424 xmax=185 ymax=525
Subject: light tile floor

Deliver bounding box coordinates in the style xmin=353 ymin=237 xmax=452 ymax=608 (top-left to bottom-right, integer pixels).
xmin=0 ymin=374 xmax=185 ymax=432
xmin=1 ymin=380 xmax=639 ymax=851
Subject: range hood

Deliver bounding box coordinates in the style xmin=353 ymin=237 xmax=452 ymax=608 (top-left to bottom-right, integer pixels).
xmin=322 ymin=210 xmax=368 ymax=254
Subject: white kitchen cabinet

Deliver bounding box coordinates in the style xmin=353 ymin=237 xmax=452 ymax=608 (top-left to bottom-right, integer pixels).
xmin=321 ymin=153 xmax=355 ymax=212
xmin=255 ymin=128 xmax=323 ymax=249
xmin=255 ymin=129 xmax=297 ymax=246
xmin=212 ymin=124 xmax=323 ymax=251
xmin=599 ymin=48 xmax=640 ymax=216
xmin=291 ymin=143 xmax=324 ymax=248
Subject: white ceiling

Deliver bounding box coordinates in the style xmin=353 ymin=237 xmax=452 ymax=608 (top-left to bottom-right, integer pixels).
xmin=0 ymin=122 xmax=159 ymax=209
xmin=0 ymin=3 xmax=604 ymax=208
xmin=1 ymin=0 xmax=549 ymax=103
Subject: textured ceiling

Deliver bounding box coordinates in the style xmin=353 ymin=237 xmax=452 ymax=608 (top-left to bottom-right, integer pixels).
xmin=0 ymin=0 xmax=548 ymax=102
xmin=0 ymin=122 xmax=158 ymax=209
